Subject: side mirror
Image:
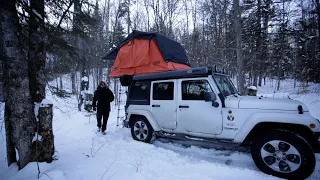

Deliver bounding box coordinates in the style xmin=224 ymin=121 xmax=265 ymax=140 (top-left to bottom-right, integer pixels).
xmin=204 ymin=92 xmax=217 ymax=102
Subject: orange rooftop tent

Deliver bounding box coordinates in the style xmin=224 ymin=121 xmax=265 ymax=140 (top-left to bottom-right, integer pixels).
xmin=103 ymin=30 xmax=190 ymax=77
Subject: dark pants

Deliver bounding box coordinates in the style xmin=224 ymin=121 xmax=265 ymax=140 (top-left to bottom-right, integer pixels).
xmin=97 ymin=111 xmax=110 ymax=131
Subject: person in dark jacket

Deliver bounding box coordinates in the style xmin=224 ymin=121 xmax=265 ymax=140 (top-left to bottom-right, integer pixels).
xmin=92 ymin=81 xmax=114 ymax=134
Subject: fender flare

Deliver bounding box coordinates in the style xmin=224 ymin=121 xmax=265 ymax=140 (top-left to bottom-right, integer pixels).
xmin=233 ymin=112 xmax=319 ymax=143
xmin=128 ymin=110 xmax=161 ymax=131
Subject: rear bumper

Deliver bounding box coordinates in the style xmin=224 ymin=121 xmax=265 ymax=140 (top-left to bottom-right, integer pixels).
xmin=123 ymin=119 xmax=129 ymax=128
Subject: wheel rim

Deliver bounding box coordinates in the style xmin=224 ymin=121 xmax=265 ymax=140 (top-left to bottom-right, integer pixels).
xmin=133 ymin=121 xmax=148 ymax=141
xmin=260 ymin=140 xmax=301 ymax=173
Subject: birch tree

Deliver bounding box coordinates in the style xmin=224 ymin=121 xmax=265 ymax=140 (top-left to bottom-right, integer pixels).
xmin=233 ymin=0 xmax=245 ymax=94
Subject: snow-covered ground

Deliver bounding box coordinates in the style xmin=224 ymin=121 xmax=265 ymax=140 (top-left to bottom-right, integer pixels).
xmin=0 ymin=77 xmax=319 ymax=180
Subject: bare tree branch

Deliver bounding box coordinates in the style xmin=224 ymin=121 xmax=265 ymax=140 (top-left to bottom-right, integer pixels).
xmin=57 ymin=0 xmax=75 ymax=29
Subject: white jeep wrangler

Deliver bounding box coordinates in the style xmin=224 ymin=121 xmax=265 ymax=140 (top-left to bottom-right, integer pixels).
xmin=122 ymin=67 xmax=320 ymax=179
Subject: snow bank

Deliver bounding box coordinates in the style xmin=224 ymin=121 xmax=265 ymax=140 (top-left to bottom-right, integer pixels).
xmin=41 ymin=99 xmax=52 ymax=106
xmin=247 ymin=86 xmax=257 ymax=90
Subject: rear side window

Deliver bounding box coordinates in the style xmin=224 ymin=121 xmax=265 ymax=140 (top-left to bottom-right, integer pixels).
xmin=182 ymin=80 xmax=213 ymax=100
xmin=129 ymin=81 xmax=150 ymax=101
xmin=153 ymin=82 xmax=174 ymax=100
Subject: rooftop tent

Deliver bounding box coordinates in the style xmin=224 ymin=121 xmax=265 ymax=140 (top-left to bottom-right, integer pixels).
xmin=103 ymin=30 xmax=190 ymax=78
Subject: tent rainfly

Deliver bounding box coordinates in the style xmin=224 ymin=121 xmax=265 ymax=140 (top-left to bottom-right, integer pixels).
xmin=103 ymin=30 xmax=191 ymax=77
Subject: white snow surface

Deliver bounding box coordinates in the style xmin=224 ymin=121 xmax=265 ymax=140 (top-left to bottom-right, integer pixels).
xmin=0 ymin=78 xmax=319 ymax=180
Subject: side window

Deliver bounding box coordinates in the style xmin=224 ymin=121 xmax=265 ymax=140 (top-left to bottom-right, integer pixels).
xmin=153 ymin=82 xmax=174 ymax=100
xmin=182 ymin=80 xmax=213 ymax=100
xmin=130 ymin=81 xmax=150 ymax=101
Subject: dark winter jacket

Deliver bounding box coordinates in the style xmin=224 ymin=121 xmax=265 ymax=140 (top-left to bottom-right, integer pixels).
xmin=93 ymin=87 xmax=114 ymax=112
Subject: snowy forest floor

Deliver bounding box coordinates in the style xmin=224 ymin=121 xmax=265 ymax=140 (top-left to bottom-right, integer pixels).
xmin=0 ymin=78 xmax=319 ymax=180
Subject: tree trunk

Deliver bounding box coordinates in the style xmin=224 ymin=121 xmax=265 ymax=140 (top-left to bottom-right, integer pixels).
xmin=146 ymin=0 xmax=150 ymax=31
xmin=0 ymin=0 xmax=35 ymax=169
xmin=113 ymin=79 xmax=118 ymax=107
xmin=56 ymin=78 xmax=59 ymax=91
xmin=253 ymin=75 xmax=258 ymax=87
xmin=127 ymin=0 xmax=131 ymax=34
xmin=256 ymin=0 xmax=262 ymax=87
xmin=277 ymin=58 xmax=281 ymax=91
xmin=71 ymin=72 xmax=76 ymax=94
xmin=31 ymin=105 xmax=54 ymax=163
xmin=98 ymin=67 xmax=103 ymax=82
xmin=59 ymin=76 xmax=63 ymax=90
xmin=315 ymin=0 xmax=320 ymax=48
xmin=73 ymin=0 xmax=86 ymax=109
xmin=233 ymin=0 xmax=245 ymax=94
xmin=105 ymin=0 xmax=110 ymax=43
xmin=28 ymin=0 xmax=45 ymax=103
xmin=4 ymin=104 xmax=16 ymax=166
xmin=277 ymin=0 xmax=285 ymax=91
xmin=258 ymin=75 xmax=263 ymax=86
xmin=28 ymin=0 xmax=54 ymax=163
xmin=223 ymin=0 xmax=227 ymax=68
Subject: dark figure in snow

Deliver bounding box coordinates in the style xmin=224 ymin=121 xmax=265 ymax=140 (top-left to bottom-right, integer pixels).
xmin=92 ymin=81 xmax=114 ymax=134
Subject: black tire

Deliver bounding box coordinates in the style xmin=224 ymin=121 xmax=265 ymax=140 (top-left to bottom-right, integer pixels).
xmin=130 ymin=117 xmax=153 ymax=143
xmin=251 ymin=130 xmax=316 ymax=179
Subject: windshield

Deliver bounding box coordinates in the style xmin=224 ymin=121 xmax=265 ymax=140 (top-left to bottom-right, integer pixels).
xmin=213 ymin=75 xmax=238 ymax=97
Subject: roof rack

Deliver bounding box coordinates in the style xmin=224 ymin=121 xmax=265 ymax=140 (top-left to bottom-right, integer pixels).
xmin=133 ymin=67 xmax=212 ymax=81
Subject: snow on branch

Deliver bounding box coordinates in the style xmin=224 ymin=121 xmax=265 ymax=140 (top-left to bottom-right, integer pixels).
xmin=32 ymin=9 xmax=43 ymax=20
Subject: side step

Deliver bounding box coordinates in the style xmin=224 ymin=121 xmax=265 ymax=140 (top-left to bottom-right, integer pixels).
xmin=155 ymin=131 xmax=250 ymax=152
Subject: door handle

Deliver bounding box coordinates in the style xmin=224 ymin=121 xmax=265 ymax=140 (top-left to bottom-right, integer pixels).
xmin=179 ymin=105 xmax=189 ymax=108
xmin=152 ymin=104 xmax=160 ymax=107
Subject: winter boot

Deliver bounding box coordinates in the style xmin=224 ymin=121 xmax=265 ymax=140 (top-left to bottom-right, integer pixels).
xmin=97 ymin=128 xmax=101 ymax=132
